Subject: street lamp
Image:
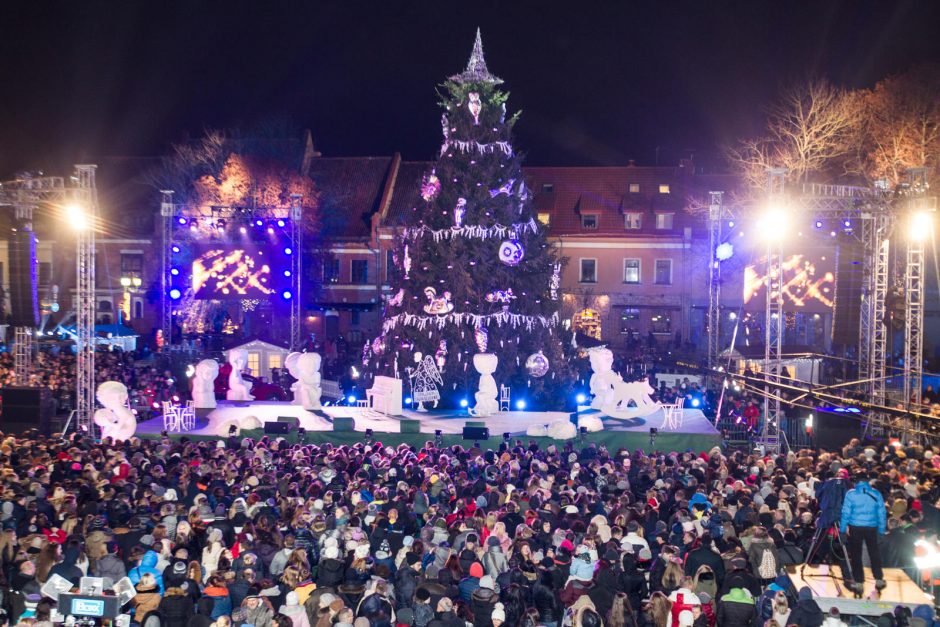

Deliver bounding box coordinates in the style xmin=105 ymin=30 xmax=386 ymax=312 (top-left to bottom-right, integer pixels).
xmin=120 ymin=275 xmax=143 ymax=323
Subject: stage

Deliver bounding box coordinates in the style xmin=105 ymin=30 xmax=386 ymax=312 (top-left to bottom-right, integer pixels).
xmin=787 ymin=565 xmax=933 ymax=621
xmin=135 ymin=401 xmax=721 ymax=450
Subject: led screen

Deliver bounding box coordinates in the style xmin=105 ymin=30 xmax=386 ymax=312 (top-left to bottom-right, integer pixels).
xmin=743 ymin=253 xmax=835 ymax=311
xmin=191 ymin=247 xmax=284 ymax=300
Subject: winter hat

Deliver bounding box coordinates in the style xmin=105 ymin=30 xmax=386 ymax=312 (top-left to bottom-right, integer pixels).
xmin=491 ymin=603 xmax=506 ymax=622
xmin=396 ymin=607 xmax=414 ymax=625
xmin=208 ymin=528 xmax=223 ymax=543
xmin=318 ymin=593 xmax=338 ymax=609
xmin=173 ymin=561 xmax=187 ymax=575
xmin=479 ymin=575 xmax=496 ymax=591
xmin=163 ymin=488 xmax=178 ymax=502
xmin=798 ymin=586 xmax=813 ymax=601
xmin=638 ymin=547 xmax=653 ymax=561
xmin=285 ymin=591 xmax=299 ymax=606
xmin=324 ymin=546 xmax=340 ymax=560
xmin=469 ymin=562 xmax=484 ymax=578
xmin=678 ymin=610 xmax=694 ymax=627
xmin=354 ymin=544 xmax=370 ymax=560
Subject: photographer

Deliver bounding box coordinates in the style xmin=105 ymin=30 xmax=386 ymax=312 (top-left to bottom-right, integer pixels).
xmin=840 ymin=471 xmax=887 ymax=592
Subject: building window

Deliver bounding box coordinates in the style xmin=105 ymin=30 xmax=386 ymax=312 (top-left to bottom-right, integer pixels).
xmin=581 ymin=214 xmax=598 ymax=230
xmin=624 ymin=212 xmax=642 ymax=230
xmin=542 ymin=183 xmax=554 ymax=193
xmin=351 ymin=260 xmax=368 ymax=284
xmin=268 ymin=353 xmax=282 ymax=371
xmin=537 ymin=212 xmax=551 ymax=226
xmin=655 ymin=259 xmax=673 ymax=285
xmin=247 ymin=352 xmax=260 ymax=376
xmin=619 ymin=308 xmax=640 ymax=333
xmin=323 ymin=259 xmax=340 ymax=283
xmin=351 ymin=309 xmax=361 ymax=326
xmin=98 ymin=300 xmax=113 ymax=312
xmin=629 ymin=183 xmax=640 ymax=193
xmin=38 ymin=262 xmax=52 ymax=285
xmin=655 ymin=213 xmax=674 ymax=230
xmin=121 ymin=254 xmax=143 ymax=273
xmin=579 ymin=259 xmax=597 ymax=283
xmin=650 ymin=309 xmax=672 ymax=333
xmin=385 ymin=250 xmax=394 ymax=282
xmin=659 ymin=184 xmax=671 ymax=194
xmin=623 ymin=259 xmax=640 ymax=284
xmin=573 ymin=309 xmax=602 ymax=340
xmin=133 ymin=299 xmax=143 ymax=319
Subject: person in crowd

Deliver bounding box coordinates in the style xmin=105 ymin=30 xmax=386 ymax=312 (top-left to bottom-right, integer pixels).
xmin=840 ymin=471 xmax=888 ymax=593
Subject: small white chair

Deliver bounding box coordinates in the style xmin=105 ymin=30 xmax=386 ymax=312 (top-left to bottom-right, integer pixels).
xmin=162 ymin=402 xmax=182 ymax=432
xmin=660 ymin=402 xmax=684 ymax=431
xmin=499 ymin=385 xmax=511 ymax=412
xmin=180 ymin=400 xmax=196 ymax=431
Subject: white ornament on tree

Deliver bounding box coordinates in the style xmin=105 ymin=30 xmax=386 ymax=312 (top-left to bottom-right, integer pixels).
xmin=403 ymin=244 xmax=412 ymax=278
xmin=525 ymin=351 xmax=550 ymax=378
xmin=453 ymin=197 xmax=467 ymax=228
xmin=468 ymin=92 xmax=482 ymax=124
xmin=411 ymin=355 xmax=443 ymax=412
xmin=498 ymin=239 xmax=525 ymax=266
xmin=469 ymin=353 xmax=499 ymax=417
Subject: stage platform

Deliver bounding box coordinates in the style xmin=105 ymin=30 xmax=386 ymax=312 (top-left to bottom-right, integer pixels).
xmin=135 ymin=401 xmax=721 ymax=451
xmin=787 ymin=565 xmax=933 ymax=620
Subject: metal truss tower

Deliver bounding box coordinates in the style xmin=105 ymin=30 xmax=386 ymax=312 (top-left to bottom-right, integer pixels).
xmin=75 ymin=165 xmax=98 ymax=436
xmin=902 ymin=167 xmax=932 ymax=411
xmin=859 ymin=210 xmax=892 ymax=433
xmin=706 ymin=191 xmax=724 ymax=381
xmin=760 ymin=168 xmax=787 ymax=455
xmin=12 ymin=203 xmax=35 ymax=384
xmin=160 ymin=191 xmax=175 ymax=351
xmin=289 ymin=194 xmax=303 ymax=350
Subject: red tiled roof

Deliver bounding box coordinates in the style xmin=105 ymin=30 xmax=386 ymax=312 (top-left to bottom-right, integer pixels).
xmin=383 ymin=161 xmax=427 ymax=227
xmin=307 ymin=156 xmax=396 ymax=239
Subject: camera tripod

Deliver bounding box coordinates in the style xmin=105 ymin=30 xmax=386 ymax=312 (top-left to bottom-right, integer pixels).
xmin=800 ymin=520 xmax=860 ymax=598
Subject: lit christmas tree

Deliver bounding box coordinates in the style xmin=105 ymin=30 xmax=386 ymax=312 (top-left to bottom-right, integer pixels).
xmin=367 ymin=29 xmax=573 ymax=409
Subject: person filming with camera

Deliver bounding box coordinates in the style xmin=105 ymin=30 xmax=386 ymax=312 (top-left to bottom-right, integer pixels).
xmin=840 ymin=470 xmax=887 ymax=593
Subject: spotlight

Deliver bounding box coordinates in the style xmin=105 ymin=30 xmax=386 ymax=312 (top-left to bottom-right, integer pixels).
xmin=691 ymin=397 xmax=701 ymax=408
xmin=910 ymin=211 xmax=933 ymax=242
xmin=66 ymin=204 xmax=88 ymax=230
xmin=729 ymin=312 xmax=737 ymax=320
xmin=459 ymin=398 xmax=469 ymax=408
xmin=283 ymin=270 xmax=292 ymax=277
xmin=758 ymin=206 xmax=788 ymax=240
xmin=169 ymin=288 xmax=182 ymax=300
xmin=715 ymin=242 xmax=734 ymax=261
xmin=171 ymin=245 xmax=180 ymax=253
xmin=284 ymin=247 xmax=293 ymax=255
xmin=255 ymin=219 xmax=264 ymax=227
xmin=728 ymin=220 xmax=735 ymax=228
xmin=404 ymin=397 xmax=413 ymax=404
xmin=843 ymin=219 xmax=852 ymax=228
xmin=281 ymin=290 xmax=293 ymax=300
xmin=267 ymin=227 xmax=275 ymax=235
xmin=515 ymin=399 xmax=526 ymax=410
xmin=189 ymin=224 xmax=197 ymax=232
xmin=239 ymin=226 xmax=247 ymax=234
xmin=815 ymin=220 xmax=823 ymax=229
xmin=576 ymin=393 xmax=586 ymax=404
xmin=277 ymin=219 xmax=286 ymax=228
xmin=347 ymin=394 xmax=357 ymax=403
xmin=177 ymin=217 xmax=187 ymax=225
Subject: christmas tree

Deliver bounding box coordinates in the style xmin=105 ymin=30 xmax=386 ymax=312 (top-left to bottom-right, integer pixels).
xmin=368 ymin=29 xmax=573 ymax=409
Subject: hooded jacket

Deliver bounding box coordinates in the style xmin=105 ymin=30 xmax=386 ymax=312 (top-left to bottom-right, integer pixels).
xmin=133 ymin=579 xmax=162 ymax=618
xmin=49 ymin=547 xmax=84 ymax=586
xmin=715 ymin=588 xmax=755 ymax=627
xmin=159 ymin=587 xmax=195 ymax=627
xmin=93 ymin=554 xmax=127 ymax=583
xmin=129 ymin=551 xmax=165 ymax=593
xmin=316 ymin=557 xmax=345 ymax=589
xmin=840 ymin=481 xmax=887 ymax=534
xmin=279 ymin=601 xmax=312 ymax=627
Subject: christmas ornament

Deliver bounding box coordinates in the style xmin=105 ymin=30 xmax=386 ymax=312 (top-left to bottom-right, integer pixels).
xmin=525 ymin=351 xmax=550 ymax=378
xmin=387 ymin=288 xmax=405 ymax=307
xmin=489 ymin=178 xmax=515 ymax=198
xmin=500 ymin=103 xmax=506 ymax=123
xmin=468 ymin=92 xmax=482 ymax=125
xmin=441 ymin=114 xmax=449 ymax=140
xmin=498 ymin=239 xmax=525 ymax=266
xmin=423 ymin=287 xmax=454 ymax=314
xmin=361 ymin=342 xmax=372 ymax=366
xmin=435 ymin=340 xmax=448 ymax=369
xmin=453 ymin=197 xmax=467 ymax=228
xmin=485 ymin=288 xmax=516 ymax=304
xmin=421 ymin=170 xmax=441 ymax=202
xmin=474 ymin=326 xmax=489 ymax=352
xmin=550 ymin=263 xmax=561 ymax=300
xmin=371 ymin=337 xmax=385 ymax=356
xmin=403 ymin=245 xmax=412 ymax=278
xmin=410 ymin=355 xmax=443 ymax=412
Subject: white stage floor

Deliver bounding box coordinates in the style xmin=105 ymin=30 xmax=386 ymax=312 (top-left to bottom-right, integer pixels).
xmin=139 ymin=400 xmax=715 ymax=438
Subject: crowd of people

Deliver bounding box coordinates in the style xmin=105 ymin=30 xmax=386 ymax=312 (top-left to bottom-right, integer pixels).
xmin=0 ymin=429 xmax=937 ymax=627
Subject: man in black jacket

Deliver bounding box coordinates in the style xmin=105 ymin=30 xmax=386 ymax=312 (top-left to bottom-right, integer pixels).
xmin=718 ymin=557 xmax=761 ymax=598
xmin=683 ymin=533 xmax=725 ymax=588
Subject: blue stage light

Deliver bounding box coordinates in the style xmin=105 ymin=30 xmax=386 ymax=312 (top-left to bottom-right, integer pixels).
xmin=255 ymin=219 xmax=264 ymax=227
xmin=405 ymin=397 xmax=413 ymax=404
xmin=515 ymin=399 xmax=526 ymax=410
xmin=728 ymin=220 xmax=735 ymax=228
xmin=170 ymin=268 xmax=180 ymax=276
xmin=715 ymin=242 xmax=734 ymax=261
xmin=277 ymin=219 xmax=286 ymax=228
xmin=284 ymin=270 xmax=291 ymax=277
xmin=281 ymin=290 xmax=292 ymax=300
xmin=844 ymin=220 xmax=851 ymax=228
xmin=691 ymin=397 xmax=701 ymax=408
xmin=576 ymin=393 xmax=586 ymax=404
xmin=347 ymin=394 xmax=356 ymax=403
xmin=284 ymin=247 xmax=293 ymax=255
xmin=169 ymin=288 xmax=182 ymax=300
xmin=177 ymin=217 xmax=187 ymax=225
xmin=171 ymin=245 xmax=180 ymax=253
xmin=459 ymin=399 xmax=469 ymax=408
xmin=815 ymin=220 xmax=823 ymax=229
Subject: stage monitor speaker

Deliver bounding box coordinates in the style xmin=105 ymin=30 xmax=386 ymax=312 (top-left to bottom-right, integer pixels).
xmin=276 ymin=416 xmax=300 ymax=432
xmin=0 ymin=387 xmax=53 ymax=435
xmin=400 ymin=419 xmax=421 ymax=434
xmin=462 ymin=426 xmax=489 ymax=441
xmin=333 ymin=417 xmax=356 ymax=432
xmin=263 ymin=421 xmax=290 ymax=434
xmin=8 ymin=228 xmax=39 ymax=327
xmin=815 ymin=412 xmax=861 ymax=450
xmin=832 ymin=239 xmax=863 ymax=346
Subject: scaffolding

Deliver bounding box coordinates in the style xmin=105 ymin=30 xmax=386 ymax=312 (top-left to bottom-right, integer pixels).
xmin=706 ymin=191 xmax=724 ymax=382
xmin=160 ymin=191 xmax=175 ymax=351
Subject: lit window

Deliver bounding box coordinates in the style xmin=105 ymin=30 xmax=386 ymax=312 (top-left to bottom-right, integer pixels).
xmin=655 ymin=213 xmax=674 ymax=230
xmin=659 ymin=184 xmax=671 ymax=194
xmin=619 ymin=308 xmax=640 ymax=333
xmin=650 ymin=310 xmax=672 ymax=333
xmin=247 ymin=352 xmax=260 ymax=375
xmin=655 ymin=259 xmax=672 ymax=285
xmin=581 ymin=214 xmax=598 ymax=230
xmin=629 ymin=183 xmax=640 ymax=193
xmin=623 ymin=259 xmax=640 ymax=284
xmin=351 ymin=260 xmax=368 ymax=284
xmin=268 ymin=354 xmax=282 ymax=370
xmin=323 ymin=259 xmax=340 ymax=283
xmin=624 ymin=212 xmax=642 ymax=230
xmin=542 ymin=183 xmax=554 ymax=193
xmin=537 ymin=212 xmax=551 ymax=226
xmin=580 ymin=259 xmax=597 ymax=283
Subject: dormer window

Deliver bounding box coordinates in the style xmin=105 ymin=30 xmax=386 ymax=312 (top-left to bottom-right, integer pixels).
xmin=655 ymin=213 xmax=674 ymax=230
xmin=629 ymin=183 xmax=640 ymax=193
xmin=659 ymin=184 xmax=671 ymax=194
xmin=624 ymin=212 xmax=643 ymax=230
xmin=581 ymin=214 xmax=598 ymax=230
xmin=542 ymin=183 xmax=554 ymax=193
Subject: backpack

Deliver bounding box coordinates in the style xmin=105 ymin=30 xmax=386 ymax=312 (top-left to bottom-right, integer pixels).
xmin=758 ymin=548 xmax=777 ymax=579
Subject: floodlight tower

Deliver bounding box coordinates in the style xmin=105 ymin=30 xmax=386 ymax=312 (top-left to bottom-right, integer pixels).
xmin=902 ymin=167 xmax=934 ymax=412
xmin=290 ymin=193 xmax=303 ymax=350
xmin=706 ymin=191 xmax=724 ymax=382
xmin=760 ymin=168 xmax=788 ymax=455
xmin=74 ymin=165 xmax=98 ymax=436
xmin=160 ymin=190 xmax=175 ymax=352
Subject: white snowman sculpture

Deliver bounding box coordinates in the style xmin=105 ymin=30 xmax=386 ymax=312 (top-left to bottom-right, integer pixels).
xmin=93 ymin=381 xmax=137 ymax=442
xmin=588 ymin=348 xmax=621 ymax=410
xmin=295 ymin=353 xmax=322 ymax=410
xmin=226 ymin=348 xmax=254 ymax=401
xmin=469 ymin=353 xmax=499 ymax=417
xmin=192 ymin=359 xmax=219 ymax=409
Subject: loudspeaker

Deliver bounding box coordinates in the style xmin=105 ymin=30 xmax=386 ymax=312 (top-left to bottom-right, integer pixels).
xmin=8 ymin=227 xmax=39 ymax=327
xmin=832 ymin=240 xmax=863 ymax=346
xmin=333 ymin=417 xmax=356 ymax=431
xmin=462 ymin=426 xmax=490 ymax=440
xmin=815 ymin=411 xmax=861 ymax=450
xmin=400 ymin=420 xmax=421 ymax=434
xmin=276 ymin=416 xmax=300 ymax=432
xmin=0 ymin=387 xmax=53 ymax=435
xmin=263 ymin=421 xmax=290 ymax=434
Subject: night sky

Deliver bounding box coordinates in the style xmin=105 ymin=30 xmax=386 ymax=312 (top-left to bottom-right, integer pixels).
xmin=2 ymin=1 xmax=939 ymax=178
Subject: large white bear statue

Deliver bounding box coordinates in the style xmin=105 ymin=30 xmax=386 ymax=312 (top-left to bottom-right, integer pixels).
xmin=588 ymin=348 xmax=621 ymax=410
xmin=193 ymin=359 xmax=219 ymax=409
xmin=295 ymin=353 xmax=322 ymax=410
xmin=226 ymin=349 xmax=254 ymax=401
xmin=93 ymin=381 xmax=137 ymax=442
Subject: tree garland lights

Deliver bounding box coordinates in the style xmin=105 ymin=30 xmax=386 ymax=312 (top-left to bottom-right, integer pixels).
xmin=383 ymin=310 xmax=559 ymax=333
xmin=404 ymin=217 xmax=538 ymax=242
